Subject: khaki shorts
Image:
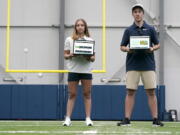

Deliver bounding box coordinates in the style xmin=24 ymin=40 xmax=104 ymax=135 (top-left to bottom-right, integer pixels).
xmin=126 ymin=71 xmax=156 ymax=90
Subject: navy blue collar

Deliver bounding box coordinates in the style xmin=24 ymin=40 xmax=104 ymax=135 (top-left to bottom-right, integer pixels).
xmin=132 ymin=21 xmax=147 ymax=29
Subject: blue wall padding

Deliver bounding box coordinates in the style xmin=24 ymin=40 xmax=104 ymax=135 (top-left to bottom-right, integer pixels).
xmin=0 ymin=85 xmax=165 ymax=120
xmin=70 ymin=86 xmax=154 ymax=120
xmin=0 ymin=85 xmax=12 ymax=119
xmin=157 ymin=85 xmax=166 ymax=120
xmin=0 ymin=85 xmax=59 ymax=119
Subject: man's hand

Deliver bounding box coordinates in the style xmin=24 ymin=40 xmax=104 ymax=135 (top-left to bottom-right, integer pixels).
xmin=147 ymin=45 xmax=160 ymax=53
xmin=125 ymin=46 xmax=130 ymax=52
xmin=149 ymin=44 xmax=160 ymax=52
xmin=149 ymin=47 xmax=154 ymax=52
xmin=121 ymin=46 xmax=134 ymax=53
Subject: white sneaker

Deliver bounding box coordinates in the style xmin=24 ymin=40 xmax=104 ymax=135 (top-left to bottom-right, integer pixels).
xmin=63 ymin=117 xmax=71 ymax=126
xmin=85 ymin=118 xmax=93 ymax=126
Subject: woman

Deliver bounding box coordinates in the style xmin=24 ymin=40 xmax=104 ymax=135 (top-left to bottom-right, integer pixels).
xmin=63 ymin=19 xmax=95 ymax=126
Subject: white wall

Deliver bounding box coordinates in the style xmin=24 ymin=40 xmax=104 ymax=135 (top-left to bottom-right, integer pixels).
xmin=0 ymin=0 xmax=60 ymax=84
xmin=10 ymin=0 xmax=60 ymax=26
xmin=164 ymin=0 xmax=180 ymax=119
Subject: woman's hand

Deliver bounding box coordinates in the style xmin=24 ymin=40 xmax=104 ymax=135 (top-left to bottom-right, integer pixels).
xmin=84 ymin=55 xmax=95 ymax=62
xmin=64 ymin=51 xmax=74 ymax=59
xmin=89 ymin=55 xmax=95 ymax=62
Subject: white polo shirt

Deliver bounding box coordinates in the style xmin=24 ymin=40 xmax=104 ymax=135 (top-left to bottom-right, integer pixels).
xmin=64 ymin=36 xmax=94 ymax=73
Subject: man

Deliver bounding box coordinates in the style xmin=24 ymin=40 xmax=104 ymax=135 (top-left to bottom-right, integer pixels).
xmin=117 ymin=4 xmax=164 ymax=126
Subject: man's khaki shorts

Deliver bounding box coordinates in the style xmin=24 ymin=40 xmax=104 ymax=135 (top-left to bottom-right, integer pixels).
xmin=126 ymin=71 xmax=156 ymax=90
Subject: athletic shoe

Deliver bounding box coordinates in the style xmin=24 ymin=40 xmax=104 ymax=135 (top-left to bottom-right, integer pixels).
xmin=117 ymin=118 xmax=131 ymax=126
xmin=63 ymin=117 xmax=71 ymax=126
xmin=85 ymin=118 xmax=93 ymax=126
xmin=152 ymin=118 xmax=164 ymax=127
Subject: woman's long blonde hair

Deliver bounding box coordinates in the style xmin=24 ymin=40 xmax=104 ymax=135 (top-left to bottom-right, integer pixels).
xmin=72 ymin=19 xmax=90 ymax=40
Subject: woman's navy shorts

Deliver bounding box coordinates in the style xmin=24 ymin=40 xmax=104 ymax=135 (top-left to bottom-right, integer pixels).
xmin=68 ymin=72 xmax=93 ymax=82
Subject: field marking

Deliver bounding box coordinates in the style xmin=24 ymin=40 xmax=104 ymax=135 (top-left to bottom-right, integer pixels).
xmin=0 ymin=124 xmax=180 ymax=128
xmin=83 ymin=130 xmax=97 ymax=134
xmin=0 ymin=124 xmax=112 ymax=127
xmin=0 ymin=131 xmax=173 ymax=134
xmin=0 ymin=121 xmax=179 ymax=123
xmin=0 ymin=125 xmax=57 ymax=127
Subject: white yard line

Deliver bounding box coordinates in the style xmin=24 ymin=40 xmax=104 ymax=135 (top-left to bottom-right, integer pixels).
xmin=0 ymin=124 xmax=179 ymax=128
xmin=0 ymin=121 xmax=179 ymax=123
xmin=0 ymin=125 xmax=57 ymax=127
xmin=0 ymin=124 xmax=107 ymax=127
xmin=0 ymin=131 xmax=173 ymax=134
xmin=83 ymin=130 xmax=97 ymax=134
xmin=0 ymin=131 xmax=49 ymax=134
